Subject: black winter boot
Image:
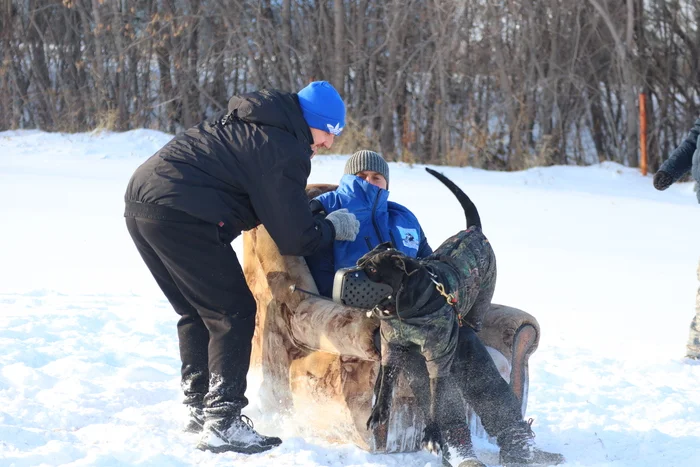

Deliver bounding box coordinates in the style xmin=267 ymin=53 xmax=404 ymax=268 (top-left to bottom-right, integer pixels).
xmin=183 ymin=405 xmax=205 ymax=433
xmin=442 ymin=425 xmax=486 ymax=467
xmin=497 ymin=419 xmax=565 ymax=466
xmin=197 ymin=414 xmax=282 ymax=454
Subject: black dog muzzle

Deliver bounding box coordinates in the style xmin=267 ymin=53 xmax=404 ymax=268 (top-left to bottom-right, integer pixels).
xmin=332 ymin=266 xmax=393 ymax=310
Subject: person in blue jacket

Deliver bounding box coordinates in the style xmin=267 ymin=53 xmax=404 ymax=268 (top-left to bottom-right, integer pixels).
xmin=306 ymin=150 xmax=432 ymax=297
xmin=305 ymin=151 xmax=565 ymax=466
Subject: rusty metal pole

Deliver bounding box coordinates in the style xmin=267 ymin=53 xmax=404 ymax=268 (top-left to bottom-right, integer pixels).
xmin=639 ymin=93 xmax=648 ymax=176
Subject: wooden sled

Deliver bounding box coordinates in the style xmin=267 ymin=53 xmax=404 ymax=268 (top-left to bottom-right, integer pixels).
xmin=243 ymin=184 xmax=541 ymax=452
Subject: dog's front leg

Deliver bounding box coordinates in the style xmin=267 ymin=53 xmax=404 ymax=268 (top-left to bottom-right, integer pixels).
xmin=366 ymin=364 xmax=399 ymax=430
xmin=421 ymin=376 xmax=448 ymax=455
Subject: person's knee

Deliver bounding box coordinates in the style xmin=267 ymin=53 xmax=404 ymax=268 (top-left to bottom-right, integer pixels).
xmin=230 ymin=293 xmax=257 ymax=321
xmin=201 ymin=287 xmax=257 ymax=323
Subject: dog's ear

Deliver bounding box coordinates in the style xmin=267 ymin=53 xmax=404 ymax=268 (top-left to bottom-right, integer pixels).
xmin=391 ymin=255 xmax=422 ymax=275
xmin=357 ymin=242 xmax=395 ymax=266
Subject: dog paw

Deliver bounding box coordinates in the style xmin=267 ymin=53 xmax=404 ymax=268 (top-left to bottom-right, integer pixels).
xmin=366 ymin=402 xmax=391 ymax=430
xmin=421 ymin=423 xmax=443 ymax=455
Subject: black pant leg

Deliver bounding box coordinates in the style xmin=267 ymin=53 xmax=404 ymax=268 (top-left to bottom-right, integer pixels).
xmin=127 ymin=217 xmax=256 ymax=415
xmin=126 ymin=217 xmax=209 ymax=405
xmin=452 ymin=326 xmax=523 ymax=437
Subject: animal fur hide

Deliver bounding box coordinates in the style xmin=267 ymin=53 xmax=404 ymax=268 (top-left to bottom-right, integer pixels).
xmin=242 ymin=184 xmax=541 ymax=452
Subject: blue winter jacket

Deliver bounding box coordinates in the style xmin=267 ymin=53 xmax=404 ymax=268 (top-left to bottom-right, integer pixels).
xmin=305 ymin=175 xmax=432 ymax=297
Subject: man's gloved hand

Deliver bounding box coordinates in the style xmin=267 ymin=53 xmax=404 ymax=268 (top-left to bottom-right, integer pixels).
xmin=653 ymin=170 xmax=673 ymax=191
xmin=326 ymin=209 xmax=360 ymax=241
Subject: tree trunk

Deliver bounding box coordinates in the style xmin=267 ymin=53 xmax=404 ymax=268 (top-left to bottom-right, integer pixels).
xmin=333 ymin=0 xmax=344 ymax=93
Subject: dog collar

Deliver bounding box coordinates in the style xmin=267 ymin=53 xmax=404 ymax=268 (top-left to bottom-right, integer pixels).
xmin=424 ymin=267 xmax=456 ymax=304
xmin=425 ymin=266 xmax=462 ymax=327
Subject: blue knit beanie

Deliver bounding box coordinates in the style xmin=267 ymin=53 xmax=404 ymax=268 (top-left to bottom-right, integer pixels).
xmin=297 ymin=81 xmax=346 ymax=136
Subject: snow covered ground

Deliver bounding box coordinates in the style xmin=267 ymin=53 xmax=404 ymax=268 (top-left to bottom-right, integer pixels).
xmin=1 ymin=129 xmax=700 ymax=466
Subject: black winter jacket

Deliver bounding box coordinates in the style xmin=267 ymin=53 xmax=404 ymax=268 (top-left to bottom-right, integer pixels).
xmin=125 ymin=89 xmax=335 ymax=256
xmin=658 ymin=118 xmax=700 ymax=201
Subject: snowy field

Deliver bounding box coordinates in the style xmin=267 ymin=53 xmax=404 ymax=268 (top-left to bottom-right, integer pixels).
xmin=1 ymin=129 xmax=700 ymax=466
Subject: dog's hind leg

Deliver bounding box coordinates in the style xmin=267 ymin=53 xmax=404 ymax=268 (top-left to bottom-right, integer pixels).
xmin=452 ymin=326 xmax=523 ymax=437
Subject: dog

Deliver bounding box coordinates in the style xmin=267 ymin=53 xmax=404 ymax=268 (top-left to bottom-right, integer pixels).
xmin=359 ymin=168 xmax=496 ymax=456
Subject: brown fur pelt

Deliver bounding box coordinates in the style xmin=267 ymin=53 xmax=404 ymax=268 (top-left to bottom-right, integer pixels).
xmin=242 ymin=183 xmax=542 ymax=452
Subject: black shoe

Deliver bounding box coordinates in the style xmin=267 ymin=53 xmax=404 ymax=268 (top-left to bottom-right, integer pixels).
xmin=197 ymin=414 xmax=282 ymax=454
xmin=442 ymin=425 xmax=486 ymax=467
xmin=498 ymin=419 xmax=565 ymax=466
xmin=183 ymin=406 xmax=205 ymax=433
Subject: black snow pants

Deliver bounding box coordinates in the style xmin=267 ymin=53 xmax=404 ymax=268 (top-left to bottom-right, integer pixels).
xmin=126 ymin=214 xmax=256 ymax=417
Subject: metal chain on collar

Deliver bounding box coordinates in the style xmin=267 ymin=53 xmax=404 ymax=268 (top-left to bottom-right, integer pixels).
xmin=426 ymin=269 xmax=462 ymax=327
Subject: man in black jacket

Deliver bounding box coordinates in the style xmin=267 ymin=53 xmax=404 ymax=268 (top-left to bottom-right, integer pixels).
xmin=124 ymin=81 xmax=359 ymax=454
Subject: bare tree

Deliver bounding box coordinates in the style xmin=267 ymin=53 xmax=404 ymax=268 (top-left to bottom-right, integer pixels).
xmin=2 ymin=0 xmax=698 ymax=171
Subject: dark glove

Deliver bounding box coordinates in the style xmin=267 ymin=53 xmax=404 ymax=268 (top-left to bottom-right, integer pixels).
xmin=326 ymin=209 xmax=360 ymax=241
xmin=653 ymin=171 xmax=673 ymax=191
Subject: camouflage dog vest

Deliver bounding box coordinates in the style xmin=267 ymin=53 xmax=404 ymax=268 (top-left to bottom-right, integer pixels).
xmin=380 ymin=226 xmax=497 ymax=378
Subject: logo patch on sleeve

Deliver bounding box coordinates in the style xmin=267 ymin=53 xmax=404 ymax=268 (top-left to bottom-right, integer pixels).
xmin=396 ymin=226 xmax=419 ymax=250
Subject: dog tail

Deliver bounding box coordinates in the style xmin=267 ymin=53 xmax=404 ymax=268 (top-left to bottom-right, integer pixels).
xmin=425 ymin=167 xmax=481 ymax=229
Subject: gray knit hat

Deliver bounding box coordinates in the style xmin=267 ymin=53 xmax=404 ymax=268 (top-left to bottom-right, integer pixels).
xmin=344 ymin=150 xmax=389 ymax=187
